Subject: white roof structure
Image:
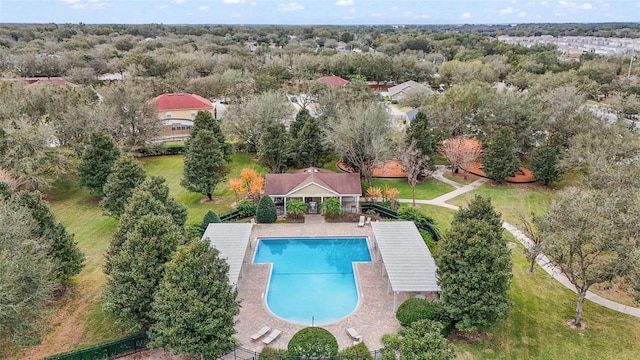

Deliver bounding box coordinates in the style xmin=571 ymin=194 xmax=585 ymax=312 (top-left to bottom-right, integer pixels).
xmin=202 ymin=223 xmax=253 ymax=286
xmin=372 ymin=221 xmax=440 ymax=295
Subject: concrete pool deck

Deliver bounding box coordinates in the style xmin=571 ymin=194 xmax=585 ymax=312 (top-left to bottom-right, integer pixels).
xmin=234 ymin=216 xmax=416 ymax=352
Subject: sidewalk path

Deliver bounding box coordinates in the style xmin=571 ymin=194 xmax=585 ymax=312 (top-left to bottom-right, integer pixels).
xmin=402 ymin=176 xmax=640 ymax=319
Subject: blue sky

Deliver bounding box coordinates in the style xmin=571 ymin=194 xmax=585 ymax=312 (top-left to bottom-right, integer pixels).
xmin=1 ymin=0 xmax=639 ymax=25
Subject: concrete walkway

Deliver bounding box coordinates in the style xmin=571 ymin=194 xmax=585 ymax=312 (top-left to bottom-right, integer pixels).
xmin=405 ymin=175 xmax=640 ymax=319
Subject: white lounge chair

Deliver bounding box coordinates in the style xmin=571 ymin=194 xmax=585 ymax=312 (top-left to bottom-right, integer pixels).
xmin=250 ymin=326 xmax=270 ymax=341
xmin=358 ymin=215 xmax=365 ymax=227
xmin=262 ymin=329 xmax=282 ymax=345
xmin=365 ymin=217 xmax=371 ymax=225
xmin=346 ymin=327 xmax=362 ymax=343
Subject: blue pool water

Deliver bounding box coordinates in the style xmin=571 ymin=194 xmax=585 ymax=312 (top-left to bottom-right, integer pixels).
xmin=253 ymin=237 xmax=371 ymax=325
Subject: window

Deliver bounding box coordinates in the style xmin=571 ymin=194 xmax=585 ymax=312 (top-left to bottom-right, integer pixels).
xmin=166 ymin=112 xmax=172 ymax=119
xmin=191 ymin=110 xmax=196 ymax=118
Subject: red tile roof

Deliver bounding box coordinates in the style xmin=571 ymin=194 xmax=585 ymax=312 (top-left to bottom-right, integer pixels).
xmin=264 ymin=167 xmax=362 ymax=196
xmin=154 ymin=93 xmax=213 ymax=111
xmin=318 ymin=75 xmax=349 ymax=87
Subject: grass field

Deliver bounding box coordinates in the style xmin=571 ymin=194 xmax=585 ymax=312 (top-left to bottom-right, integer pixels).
xmin=447 ymin=183 xmax=557 ymax=225
xmin=369 ymin=177 xmax=455 ymax=200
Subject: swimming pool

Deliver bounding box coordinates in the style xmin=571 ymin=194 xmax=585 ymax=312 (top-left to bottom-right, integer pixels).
xmin=253 ymin=237 xmax=371 ymax=325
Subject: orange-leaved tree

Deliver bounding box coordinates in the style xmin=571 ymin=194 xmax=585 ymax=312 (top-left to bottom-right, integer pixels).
xmin=382 ymin=186 xmax=400 ymax=210
xmin=228 ymin=178 xmax=245 ymax=204
xmin=230 ymin=167 xmax=265 ymax=204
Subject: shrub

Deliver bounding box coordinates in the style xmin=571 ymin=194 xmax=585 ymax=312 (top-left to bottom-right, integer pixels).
xmin=340 ymin=342 xmax=373 ymax=360
xmin=288 ymin=327 xmax=338 ymax=358
xmin=236 ymin=198 xmax=256 ymax=218
xmin=260 ymin=347 xmax=288 ymax=359
xmin=200 ymin=210 xmax=221 ymax=233
xmin=286 ymin=199 xmax=308 ymax=219
xmin=256 ymin=195 xmax=277 ymax=223
xmin=396 ymin=298 xmax=440 ymax=327
xmin=321 ymin=198 xmax=342 ymax=216
xmin=186 ymin=223 xmax=203 ymax=238
xmin=398 ymin=205 xmax=441 ymax=240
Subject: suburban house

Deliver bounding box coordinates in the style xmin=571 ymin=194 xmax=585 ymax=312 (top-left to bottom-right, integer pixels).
xmin=264 ymin=167 xmax=362 ymax=215
xmin=318 ymin=75 xmax=349 ymax=87
xmin=153 ymin=93 xmax=214 ymax=141
xmin=387 ymin=80 xmax=430 ymax=102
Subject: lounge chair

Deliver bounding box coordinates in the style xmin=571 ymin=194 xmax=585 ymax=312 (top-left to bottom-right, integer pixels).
xmin=358 ymin=215 xmax=365 ymax=227
xmin=346 ymin=327 xmax=362 ymax=343
xmin=250 ymin=326 xmax=270 ymax=341
xmin=365 ymin=217 xmax=371 ymax=225
xmin=262 ymin=329 xmax=282 ymax=345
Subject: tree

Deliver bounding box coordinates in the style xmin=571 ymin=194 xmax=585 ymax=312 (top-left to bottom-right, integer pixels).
xmin=440 ymin=137 xmax=482 ymax=179
xmin=405 ymin=110 xmax=437 ymax=174
xmin=256 ymin=195 xmax=277 ymax=223
xmin=135 ymin=176 xmax=188 ymax=229
xmin=228 ymin=178 xmax=245 ymax=204
xmin=0 ymin=198 xmax=55 ymax=353
xmin=189 ymin=110 xmax=231 ymax=161
xmin=223 ymin=91 xmax=294 ymax=152
xmin=286 ymin=199 xmax=308 ymax=219
xmin=258 ymin=123 xmax=292 ymax=173
xmin=15 ymin=190 xmax=84 ymax=285
xmin=290 ymin=109 xmax=327 ymax=168
xmin=148 ymin=239 xmax=239 ymax=359
xmin=324 ymin=102 xmax=395 ymax=183
xmin=399 ymin=142 xmax=430 ymax=206
xmin=101 ymin=80 xmax=161 ymax=153
xmin=380 ymin=320 xmax=455 ymax=360
xmin=437 ymin=195 xmax=512 ymax=332
xmin=531 ymin=132 xmax=564 ymax=185
xmin=519 ymin=212 xmax=545 ymax=274
xmin=100 ymin=155 xmax=146 ymax=218
xmin=77 ymin=133 xmax=121 ymax=194
xmin=181 ymin=130 xmax=228 ymax=201
xmin=103 ymin=214 xmax=184 ymax=330
xmin=481 ymin=127 xmax=519 ymax=183
xmin=201 ymin=210 xmax=221 ymax=233
xmin=535 ymin=188 xmax=627 ymax=327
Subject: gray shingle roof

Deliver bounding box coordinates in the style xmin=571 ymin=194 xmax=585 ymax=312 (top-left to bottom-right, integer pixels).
xmin=372 ymin=221 xmax=441 ymax=292
xmin=202 ymin=223 xmax=253 ymax=286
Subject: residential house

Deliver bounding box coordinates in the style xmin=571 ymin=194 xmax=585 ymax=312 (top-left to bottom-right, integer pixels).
xmin=153 ymin=93 xmax=214 ymax=141
xmin=264 ymin=167 xmax=362 ymax=215
xmin=387 ymin=80 xmax=430 ymax=102
xmin=318 ymin=75 xmax=349 ymax=87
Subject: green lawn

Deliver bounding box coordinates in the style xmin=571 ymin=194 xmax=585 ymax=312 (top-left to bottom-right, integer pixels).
xmin=441 ymin=170 xmax=478 ymax=185
xmin=369 ymin=177 xmax=455 ymax=201
xmin=453 ymin=238 xmax=640 ymax=360
xmin=140 ymin=153 xmax=267 ymax=223
xmin=447 ymin=183 xmax=557 ymax=225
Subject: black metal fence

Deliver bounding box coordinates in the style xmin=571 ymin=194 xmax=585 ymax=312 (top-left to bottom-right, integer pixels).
xmin=44 ymin=333 xmax=148 ymax=360
xmin=220 ymin=209 xmax=242 ymax=222
xmin=217 ymin=345 xmax=382 ymax=360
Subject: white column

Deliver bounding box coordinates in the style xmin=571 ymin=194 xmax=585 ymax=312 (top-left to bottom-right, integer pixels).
xmin=339 ymin=196 xmax=342 ymax=212
xmin=283 ymin=197 xmax=287 ymax=215
xmin=355 ymin=195 xmax=360 ymax=213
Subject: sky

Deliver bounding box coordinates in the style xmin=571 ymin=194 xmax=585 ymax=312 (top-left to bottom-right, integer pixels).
xmin=1 ymin=0 xmax=639 ymax=25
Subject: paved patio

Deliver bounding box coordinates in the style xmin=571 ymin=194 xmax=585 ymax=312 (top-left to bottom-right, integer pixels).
xmin=234 ymin=216 xmax=416 ymax=352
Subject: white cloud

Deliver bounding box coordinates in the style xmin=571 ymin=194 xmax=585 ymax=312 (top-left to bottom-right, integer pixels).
xmin=518 ymin=11 xmax=527 ymax=16
xmin=199 ymin=5 xmax=210 ymax=10
xmin=172 ymin=0 xmax=186 ymax=3
xmin=391 ymin=6 xmax=398 ymax=11
xmin=420 ymin=14 xmax=430 ymax=19
xmin=349 ymin=8 xmax=355 ymax=13
xmin=405 ymin=11 xmax=412 ymax=15
xmin=371 ymin=12 xmax=382 ymax=17
xmin=249 ymin=1 xmax=257 ymax=4
xmin=278 ymin=2 xmax=303 ymax=11
xmin=156 ymin=4 xmax=169 ymax=8
xmin=223 ymin=0 xmax=245 ymax=3
xmin=539 ymin=1 xmax=549 ymax=6
xmin=66 ymin=0 xmax=111 ymax=10
xmin=577 ymin=3 xmax=593 ymax=9
xmin=335 ymin=0 xmax=353 ymax=5
xmin=500 ymin=6 xmax=514 ymax=14
xmin=461 ymin=11 xmax=472 ymax=18
xmin=61 ymin=0 xmax=81 ymax=3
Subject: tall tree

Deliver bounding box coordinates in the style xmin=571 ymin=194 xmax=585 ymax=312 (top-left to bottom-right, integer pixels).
xmin=103 ymin=214 xmax=183 ymax=330
xmin=324 ymin=102 xmax=395 ymax=182
xmin=258 ymin=123 xmax=291 ymax=173
xmin=481 ymin=127 xmax=520 ymax=183
xmin=100 ymin=155 xmax=146 ymax=218
xmin=189 ymin=110 xmax=231 ymax=161
xmin=290 ymin=109 xmax=326 ymax=168
xmin=223 ymin=91 xmax=294 ymax=152
xmin=181 ymin=130 xmax=228 ymax=201
xmin=256 ymin=195 xmax=277 ymax=224
xmin=15 ymin=190 xmax=84 ymax=285
xmin=437 ymin=195 xmax=512 ymax=332
xmin=0 ymin=198 xmax=55 ymax=353
xmin=405 ymin=110 xmax=437 ymax=174
xmin=399 ymin=141 xmax=429 ymax=207
xmin=380 ymin=320 xmax=455 ymax=360
xmin=531 ymin=132 xmax=564 ymax=186
xmin=535 ymin=188 xmax=627 ymax=327
xmin=101 ymin=80 xmax=161 ymax=153
xmin=148 ymin=239 xmax=239 ymax=359
xmin=77 ymin=133 xmax=121 ymax=194
xmin=440 ymin=137 xmax=482 ymax=179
